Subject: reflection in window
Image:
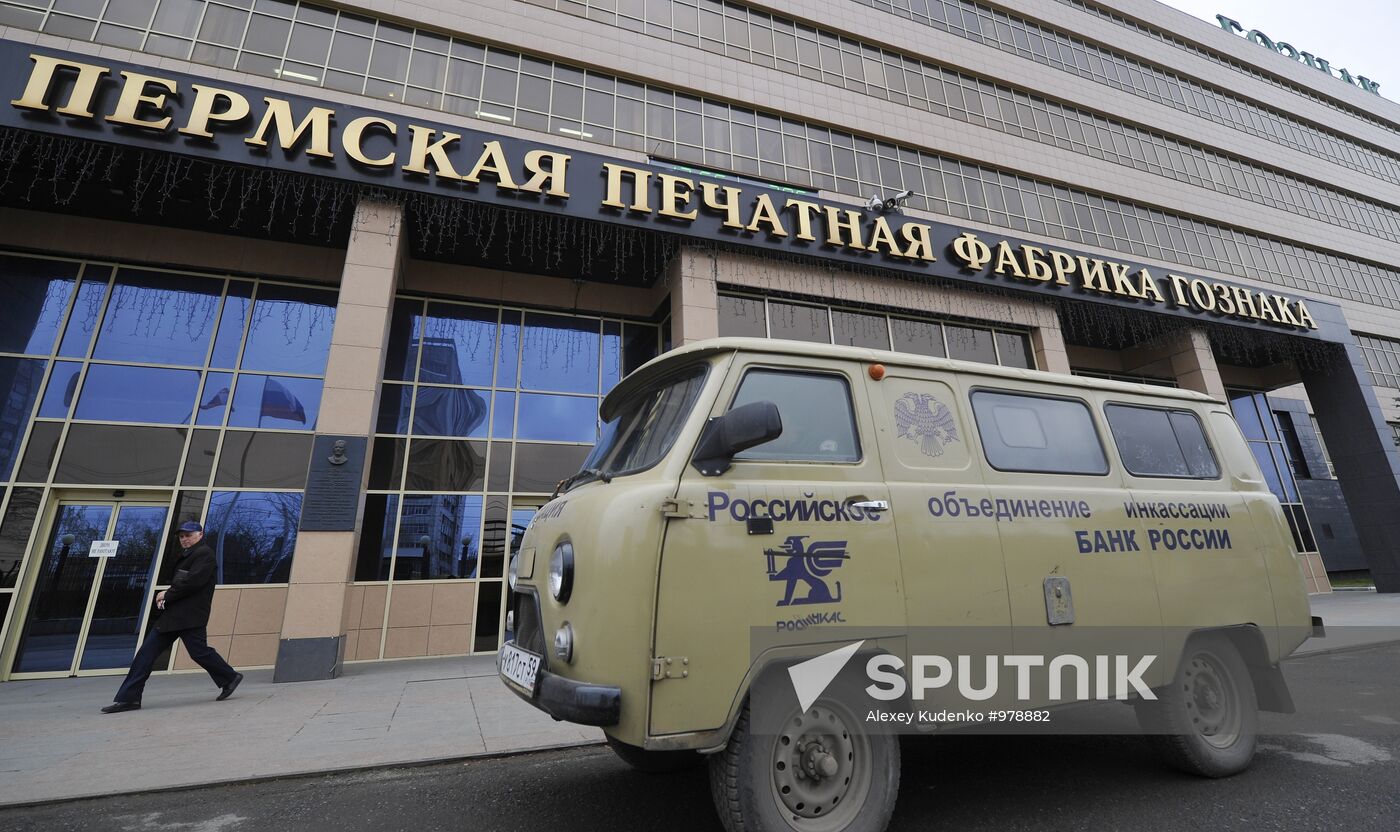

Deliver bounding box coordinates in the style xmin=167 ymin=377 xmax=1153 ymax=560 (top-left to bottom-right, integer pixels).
xmin=205 ymin=491 xmax=302 ymax=584
xmin=394 ymin=494 xmax=483 ymax=579
xmin=214 ymin=432 xmax=312 ymax=489
xmin=58 ymin=276 xmax=110 ymax=357
xmin=93 ymin=269 xmax=222 ymax=366
xmin=768 ymin=301 xmax=830 ymax=344
xmin=74 ymin=364 xmax=200 ymax=424
xmin=891 ymin=319 xmax=945 ymax=357
xmin=0 ymin=255 xmax=77 ymax=356
xmin=412 ymin=387 xmax=490 ymax=437
xmin=946 ymin=325 xmax=997 ymax=364
xmin=356 ymin=494 xmax=399 ymax=581
xmin=718 ymin=295 xmax=768 ymax=338
xmin=521 ymin=313 xmax=599 ymax=394
xmin=0 ymin=487 xmax=42 ymax=588
xmin=832 ymin=310 xmax=890 ymax=349
xmin=405 ymin=439 xmax=486 ymax=491
xmin=55 ymin=425 xmax=186 ymax=485
xmin=240 ymin=284 xmax=336 ymax=375
xmin=228 ymin=375 xmax=321 ymax=430
xmin=419 ymin=303 xmax=497 ymax=386
xmin=197 ymin=372 xmax=233 ymax=426
xmin=38 ymin=361 xmax=81 ymax=419
xmin=377 ymin=383 xmax=414 ymax=433
xmin=209 ymin=281 xmax=252 ymax=368
xmin=0 ymin=358 xmax=46 ymax=480
xmin=1105 ymin=404 xmax=1218 ymax=478
xmin=515 ymin=394 xmax=597 ymax=442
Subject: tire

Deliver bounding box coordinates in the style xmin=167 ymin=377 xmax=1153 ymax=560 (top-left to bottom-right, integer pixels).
xmin=1135 ymin=633 xmax=1258 ymax=778
xmin=605 ymin=735 xmax=703 ymax=773
xmin=709 ymin=696 xmax=900 ymax=832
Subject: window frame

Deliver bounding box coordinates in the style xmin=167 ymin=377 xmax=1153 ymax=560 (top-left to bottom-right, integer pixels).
xmin=726 ymin=365 xmax=863 ymax=465
xmin=969 ymin=387 xmax=1109 ymax=476
xmin=1103 ymin=401 xmax=1222 ymax=481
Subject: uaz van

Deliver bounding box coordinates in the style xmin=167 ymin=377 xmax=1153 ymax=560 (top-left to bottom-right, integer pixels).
xmin=498 ymin=337 xmax=1314 ymax=832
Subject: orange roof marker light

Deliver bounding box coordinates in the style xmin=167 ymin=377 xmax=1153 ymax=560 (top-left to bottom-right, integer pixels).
xmin=869 ymin=363 xmax=886 ymax=381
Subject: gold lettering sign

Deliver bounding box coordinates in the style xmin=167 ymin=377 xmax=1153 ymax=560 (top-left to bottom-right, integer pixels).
xmin=951 ymin=231 xmax=1317 ymax=330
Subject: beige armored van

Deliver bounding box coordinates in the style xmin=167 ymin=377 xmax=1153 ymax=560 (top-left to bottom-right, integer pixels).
xmin=498 ymin=337 xmax=1314 ymax=832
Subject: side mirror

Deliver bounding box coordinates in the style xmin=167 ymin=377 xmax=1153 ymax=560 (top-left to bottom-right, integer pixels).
xmin=692 ymin=401 xmax=783 ymax=476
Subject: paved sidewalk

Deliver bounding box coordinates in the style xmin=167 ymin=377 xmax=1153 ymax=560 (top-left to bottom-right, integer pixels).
xmin=0 ymin=654 xmax=602 ymax=807
xmin=0 ymin=591 xmax=1396 ymax=808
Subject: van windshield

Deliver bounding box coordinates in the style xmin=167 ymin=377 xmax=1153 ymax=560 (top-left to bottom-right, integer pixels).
xmin=565 ymin=365 xmax=709 ymax=491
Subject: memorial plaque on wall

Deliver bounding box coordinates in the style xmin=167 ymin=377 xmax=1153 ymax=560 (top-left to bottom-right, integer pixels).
xmin=300 ymin=435 xmax=367 ymax=531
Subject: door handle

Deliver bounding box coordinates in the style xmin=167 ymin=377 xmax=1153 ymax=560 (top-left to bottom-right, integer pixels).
xmin=848 ymin=500 xmax=889 ymax=512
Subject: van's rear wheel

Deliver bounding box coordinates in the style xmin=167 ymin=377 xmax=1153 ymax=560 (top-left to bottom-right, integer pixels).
xmin=709 ymin=698 xmax=899 ymax=832
xmin=1136 ymin=633 xmax=1258 ymax=777
xmin=605 ymin=735 xmax=702 ymax=773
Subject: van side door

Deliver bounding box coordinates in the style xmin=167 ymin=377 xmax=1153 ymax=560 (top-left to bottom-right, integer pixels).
xmin=961 ymin=382 xmax=1167 ymax=707
xmin=649 ymin=357 xmax=904 ymax=738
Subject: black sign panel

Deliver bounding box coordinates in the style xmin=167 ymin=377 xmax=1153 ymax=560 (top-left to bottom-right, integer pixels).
xmin=0 ymin=41 xmax=1348 ymax=343
xmin=300 ymin=435 xmax=367 ymax=532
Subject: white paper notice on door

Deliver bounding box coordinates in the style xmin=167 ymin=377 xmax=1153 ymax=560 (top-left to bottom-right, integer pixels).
xmin=88 ymin=540 xmax=119 ymax=558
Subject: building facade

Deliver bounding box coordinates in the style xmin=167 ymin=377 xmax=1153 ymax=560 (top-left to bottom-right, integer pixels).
xmin=0 ymin=0 xmax=1398 ymax=682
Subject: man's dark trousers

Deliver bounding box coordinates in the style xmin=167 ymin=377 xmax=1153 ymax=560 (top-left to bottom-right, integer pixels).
xmin=114 ymin=626 xmax=236 ymax=704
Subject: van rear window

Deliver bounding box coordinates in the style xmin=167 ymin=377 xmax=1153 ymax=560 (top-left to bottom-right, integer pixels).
xmin=1105 ymin=404 xmax=1220 ymax=479
xmin=971 ymin=390 xmax=1107 ymax=475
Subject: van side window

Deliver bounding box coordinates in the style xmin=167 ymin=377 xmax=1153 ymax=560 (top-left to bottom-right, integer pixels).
xmin=970 ymin=390 xmax=1108 ymax=475
xmin=732 ymin=369 xmax=860 ymax=462
xmin=1105 ymin=404 xmax=1220 ymax=479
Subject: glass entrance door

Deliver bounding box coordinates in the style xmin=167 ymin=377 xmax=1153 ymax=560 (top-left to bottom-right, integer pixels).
xmin=11 ymin=500 xmax=169 ymax=677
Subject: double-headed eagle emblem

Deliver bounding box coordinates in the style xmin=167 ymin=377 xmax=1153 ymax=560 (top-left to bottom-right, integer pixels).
xmin=893 ymin=392 xmax=960 ymax=458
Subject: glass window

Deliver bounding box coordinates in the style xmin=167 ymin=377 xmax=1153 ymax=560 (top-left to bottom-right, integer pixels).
xmin=204 ymin=491 xmax=303 ymax=584
xmin=93 ymin=270 xmax=222 ymax=366
xmin=515 ymin=394 xmax=597 ymax=442
xmin=0 ymin=255 xmax=78 ymax=355
xmin=995 ymin=332 xmax=1033 ymax=368
xmin=412 ymin=386 xmax=491 ymax=437
xmin=196 ymin=372 xmax=233 ymax=426
xmin=513 ymin=442 xmax=590 ymax=493
xmin=718 ymin=295 xmax=767 ymax=338
xmin=419 ymin=303 xmax=497 ymax=386
xmin=368 ymin=437 xmax=406 ymax=489
xmin=831 ymin=310 xmax=890 ymax=349
xmin=356 ymin=494 xmax=398 ymax=581
xmin=1105 ymin=404 xmax=1218 ymax=478
xmin=404 ymin=439 xmax=486 ymax=491
xmin=16 ymin=422 xmax=61 ymax=482
xmin=210 ymin=281 xmax=252 ymax=369
xmin=946 ymin=325 xmax=997 ymax=364
xmin=228 ymin=375 xmax=322 ymax=430
xmin=55 ymin=425 xmax=187 ymax=485
xmin=0 ymin=358 xmax=46 ymax=478
xmin=732 ymin=370 xmax=859 ymax=462
xmin=240 ymin=284 xmax=336 ymax=375
xmin=520 ymin=313 xmax=598 ymax=394
xmin=0 ymin=487 xmax=41 ymax=588
xmin=971 ymin=390 xmax=1107 ymax=475
xmin=214 ymin=432 xmax=311 ymax=489
xmin=767 ymin=301 xmax=830 ymax=344
xmin=891 ymin=319 xmax=945 ymax=357
xmin=182 ymin=429 xmax=219 ymax=487
xmin=393 ymin=494 xmax=482 ymax=579
xmin=1273 ymin=410 xmax=1312 ymax=480
xmin=74 ymin=364 xmax=200 ymax=424
xmin=377 ymin=383 xmax=413 ymax=434
xmin=38 ymin=360 xmax=81 ymax=418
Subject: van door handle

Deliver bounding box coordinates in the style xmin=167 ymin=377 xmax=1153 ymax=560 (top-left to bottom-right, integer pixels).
xmin=848 ymin=500 xmax=889 ymax=512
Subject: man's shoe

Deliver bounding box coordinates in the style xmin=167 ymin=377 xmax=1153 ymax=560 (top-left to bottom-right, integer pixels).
xmin=217 ymin=672 xmax=243 ymax=701
xmin=101 ymin=701 xmax=140 ymax=714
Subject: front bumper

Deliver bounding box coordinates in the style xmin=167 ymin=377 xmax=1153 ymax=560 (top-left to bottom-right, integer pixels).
xmin=499 ymin=642 xmax=622 ymax=727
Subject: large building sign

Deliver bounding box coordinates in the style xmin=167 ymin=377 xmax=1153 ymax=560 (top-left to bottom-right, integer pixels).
xmin=1214 ymin=14 xmax=1380 ymax=94
xmin=3 ymin=45 xmax=1321 ymax=335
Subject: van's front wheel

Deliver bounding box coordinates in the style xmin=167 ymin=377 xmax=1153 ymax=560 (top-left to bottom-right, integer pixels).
xmin=1136 ymin=634 xmax=1258 ymax=777
xmin=709 ymin=698 xmax=899 ymax=832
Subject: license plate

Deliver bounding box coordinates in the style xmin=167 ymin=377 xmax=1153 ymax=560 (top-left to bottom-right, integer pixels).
xmin=498 ymin=643 xmax=542 ymax=696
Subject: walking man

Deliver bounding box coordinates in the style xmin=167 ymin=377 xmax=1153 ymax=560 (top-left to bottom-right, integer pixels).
xmin=101 ymin=521 xmax=242 ymax=713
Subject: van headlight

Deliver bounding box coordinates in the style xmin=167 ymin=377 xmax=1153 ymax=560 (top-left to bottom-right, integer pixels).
xmin=549 ymin=541 xmax=574 ymax=603
xmin=554 ymin=622 xmax=574 ymax=663
xmin=508 ymin=551 xmax=519 ymax=590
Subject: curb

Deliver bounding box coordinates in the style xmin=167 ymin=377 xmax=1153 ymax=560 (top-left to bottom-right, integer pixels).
xmin=0 ymin=738 xmax=608 ymax=811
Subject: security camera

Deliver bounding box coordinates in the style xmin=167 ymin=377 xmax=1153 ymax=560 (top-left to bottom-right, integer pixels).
xmin=883 ymin=189 xmax=916 ymax=212
xmin=866 ymin=194 xmax=884 ymax=212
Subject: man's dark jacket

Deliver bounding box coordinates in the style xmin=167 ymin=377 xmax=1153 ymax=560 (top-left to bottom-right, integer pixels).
xmin=156 ymin=543 xmax=217 ymax=632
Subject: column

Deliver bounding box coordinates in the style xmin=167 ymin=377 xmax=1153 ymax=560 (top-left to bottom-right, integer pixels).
xmin=1302 ymin=341 xmax=1400 ymax=592
xmin=668 ymin=247 xmax=719 ymax=345
xmin=1029 ymin=320 xmax=1071 ymax=374
xmin=274 ymin=198 xmax=405 ymax=680
xmin=1124 ymin=327 xmax=1226 ymax=399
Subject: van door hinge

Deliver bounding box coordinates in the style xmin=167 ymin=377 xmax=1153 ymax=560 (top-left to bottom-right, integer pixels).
xmin=660 ymin=499 xmax=698 ymax=519
xmin=651 ymin=656 xmax=690 ymax=680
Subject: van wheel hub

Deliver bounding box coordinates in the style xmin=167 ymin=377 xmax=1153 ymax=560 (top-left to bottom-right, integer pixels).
xmin=1183 ymin=652 xmax=1240 ymax=749
xmin=771 ymin=705 xmax=866 ymax=824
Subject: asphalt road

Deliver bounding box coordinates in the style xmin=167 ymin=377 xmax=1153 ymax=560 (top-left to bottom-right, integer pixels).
xmin=5 ymin=643 xmax=1398 ymax=832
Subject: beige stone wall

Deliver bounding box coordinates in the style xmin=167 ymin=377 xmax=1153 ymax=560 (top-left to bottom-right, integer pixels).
xmin=172 ymin=586 xmax=287 ymax=670
xmin=342 ymin=582 xmax=478 ymax=662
